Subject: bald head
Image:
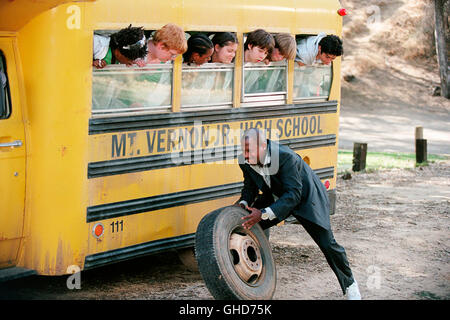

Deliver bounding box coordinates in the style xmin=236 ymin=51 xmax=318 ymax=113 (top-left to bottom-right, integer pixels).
xmin=241 ymin=128 xmax=267 ymax=146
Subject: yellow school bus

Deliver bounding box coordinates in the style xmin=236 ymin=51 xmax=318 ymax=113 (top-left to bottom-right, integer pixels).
xmin=0 ymin=0 xmax=343 ymax=281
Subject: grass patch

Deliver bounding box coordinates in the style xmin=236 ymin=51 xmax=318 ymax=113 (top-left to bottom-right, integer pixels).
xmin=415 ymin=291 xmax=447 ymax=300
xmin=337 ymin=150 xmax=448 ymax=173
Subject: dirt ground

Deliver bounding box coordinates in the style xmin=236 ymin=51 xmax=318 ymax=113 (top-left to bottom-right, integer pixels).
xmin=1 ymin=0 xmax=449 ymax=301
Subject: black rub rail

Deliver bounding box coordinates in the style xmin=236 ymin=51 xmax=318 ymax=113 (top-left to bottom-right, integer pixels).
xmin=86 ymin=167 xmax=334 ymax=223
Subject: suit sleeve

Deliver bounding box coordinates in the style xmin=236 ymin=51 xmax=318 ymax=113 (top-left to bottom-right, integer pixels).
xmin=238 ymin=164 xmax=259 ymax=206
xmin=268 ymin=154 xmax=303 ymax=221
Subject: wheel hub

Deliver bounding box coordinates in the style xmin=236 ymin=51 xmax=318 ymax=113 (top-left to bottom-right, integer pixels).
xmin=229 ymin=232 xmax=263 ymax=284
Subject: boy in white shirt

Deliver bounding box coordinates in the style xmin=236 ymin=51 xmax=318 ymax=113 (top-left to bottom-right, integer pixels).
xmin=295 ymin=33 xmax=343 ymax=66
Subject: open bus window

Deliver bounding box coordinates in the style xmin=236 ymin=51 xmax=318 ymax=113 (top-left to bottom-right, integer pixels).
xmin=0 ymin=51 xmax=11 ymax=119
xmin=91 ymin=30 xmax=173 ymax=115
xmin=180 ymin=31 xmax=234 ymax=110
xmin=293 ymin=34 xmax=333 ymax=101
xmin=242 ymin=34 xmax=287 ymax=106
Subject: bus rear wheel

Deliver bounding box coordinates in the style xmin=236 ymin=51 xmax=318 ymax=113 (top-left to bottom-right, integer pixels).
xmin=195 ymin=206 xmax=276 ymax=300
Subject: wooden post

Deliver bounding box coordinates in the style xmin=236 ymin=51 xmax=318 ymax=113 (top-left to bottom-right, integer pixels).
xmin=415 ymin=126 xmax=427 ymax=164
xmin=352 ymin=142 xmax=367 ymax=172
xmin=416 ymin=139 xmax=427 ymax=164
xmin=434 ymin=0 xmax=449 ymax=98
xmin=415 ymin=126 xmax=423 ymax=140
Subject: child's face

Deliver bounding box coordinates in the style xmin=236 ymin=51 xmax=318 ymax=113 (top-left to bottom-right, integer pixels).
xmin=270 ymin=48 xmax=285 ymax=62
xmin=156 ymin=42 xmax=181 ymax=62
xmin=317 ymin=46 xmax=336 ymax=65
xmin=213 ymin=42 xmax=238 ymax=64
xmin=245 ymin=44 xmax=268 ymax=63
xmin=113 ymin=49 xmax=135 ymax=66
xmin=191 ymin=48 xmax=214 ymax=66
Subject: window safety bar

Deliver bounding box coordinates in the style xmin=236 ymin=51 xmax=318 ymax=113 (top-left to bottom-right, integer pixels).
xmin=0 ymin=140 xmax=22 ymax=148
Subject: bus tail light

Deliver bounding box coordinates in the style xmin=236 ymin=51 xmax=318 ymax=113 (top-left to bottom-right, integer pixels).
xmin=337 ymin=8 xmax=347 ymax=16
xmin=324 ymin=180 xmax=330 ymax=190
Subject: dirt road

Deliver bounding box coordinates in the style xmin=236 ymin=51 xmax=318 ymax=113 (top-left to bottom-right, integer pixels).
xmin=1 ymin=160 xmax=448 ymax=300
xmin=339 ymin=65 xmax=450 ymax=155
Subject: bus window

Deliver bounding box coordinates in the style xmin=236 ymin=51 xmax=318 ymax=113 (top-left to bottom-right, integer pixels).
xmin=293 ymin=34 xmax=333 ymax=101
xmin=92 ymin=63 xmax=172 ymax=114
xmin=92 ymin=31 xmax=173 ymax=115
xmin=242 ymin=34 xmax=287 ymax=106
xmin=293 ymin=64 xmax=332 ymax=100
xmin=181 ymin=62 xmax=233 ymax=109
xmin=0 ymin=51 xmax=11 ymax=119
xmin=181 ymin=32 xmax=234 ymax=110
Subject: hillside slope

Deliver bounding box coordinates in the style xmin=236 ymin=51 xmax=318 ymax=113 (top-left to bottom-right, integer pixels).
xmin=340 ymin=0 xmax=449 ymax=111
xmin=338 ymin=0 xmax=450 ymax=154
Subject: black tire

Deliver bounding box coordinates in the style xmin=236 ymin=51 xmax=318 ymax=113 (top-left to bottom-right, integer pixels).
xmin=195 ymin=205 xmax=276 ymax=300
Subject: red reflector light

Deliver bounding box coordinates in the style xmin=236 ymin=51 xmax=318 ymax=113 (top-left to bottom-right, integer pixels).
xmin=93 ymin=223 xmax=104 ymax=238
xmin=338 ymin=8 xmax=347 ymax=16
xmin=324 ymin=180 xmax=330 ymax=189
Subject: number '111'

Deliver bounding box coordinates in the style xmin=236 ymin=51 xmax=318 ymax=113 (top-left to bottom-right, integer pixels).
xmin=110 ymin=220 xmax=123 ymax=233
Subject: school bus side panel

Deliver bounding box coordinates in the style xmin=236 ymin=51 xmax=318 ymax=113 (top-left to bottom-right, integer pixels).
xmin=16 ymin=3 xmax=91 ymax=274
xmin=84 ymin=0 xmax=344 ymax=260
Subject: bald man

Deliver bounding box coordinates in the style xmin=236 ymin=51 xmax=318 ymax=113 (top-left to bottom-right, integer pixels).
xmin=236 ymin=128 xmax=361 ymax=300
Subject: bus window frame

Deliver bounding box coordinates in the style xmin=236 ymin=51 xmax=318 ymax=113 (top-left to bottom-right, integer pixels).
xmin=241 ymin=34 xmax=288 ymax=107
xmin=181 ymin=62 xmax=235 ymax=111
xmin=91 ymin=38 xmax=174 ymax=118
xmin=292 ymin=63 xmax=334 ymax=103
xmin=180 ymin=30 xmax=237 ymax=112
xmin=292 ymin=34 xmax=334 ymax=103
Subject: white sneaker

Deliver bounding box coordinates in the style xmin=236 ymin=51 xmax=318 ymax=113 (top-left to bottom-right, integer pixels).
xmin=346 ymin=280 xmax=362 ymax=300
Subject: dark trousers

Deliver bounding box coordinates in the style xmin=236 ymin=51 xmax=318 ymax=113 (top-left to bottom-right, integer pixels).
xmin=254 ymin=198 xmax=354 ymax=294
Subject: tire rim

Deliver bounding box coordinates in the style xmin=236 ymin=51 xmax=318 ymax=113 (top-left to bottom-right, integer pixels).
xmin=229 ymin=230 xmax=263 ymax=285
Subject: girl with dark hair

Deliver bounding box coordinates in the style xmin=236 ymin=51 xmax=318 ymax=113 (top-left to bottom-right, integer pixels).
xmin=93 ymin=24 xmax=148 ymax=68
xmin=211 ymin=32 xmax=238 ymax=64
xmin=183 ymin=33 xmax=214 ymax=66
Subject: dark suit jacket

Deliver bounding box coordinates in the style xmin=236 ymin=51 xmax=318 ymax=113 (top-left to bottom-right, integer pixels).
xmin=238 ymin=140 xmax=331 ymax=230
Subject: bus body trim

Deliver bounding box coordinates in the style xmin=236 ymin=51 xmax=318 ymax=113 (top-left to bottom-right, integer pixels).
xmin=86 ymin=167 xmax=335 ymax=223
xmin=89 ymin=101 xmax=338 ymax=135
xmin=84 ymin=233 xmax=195 ymax=270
